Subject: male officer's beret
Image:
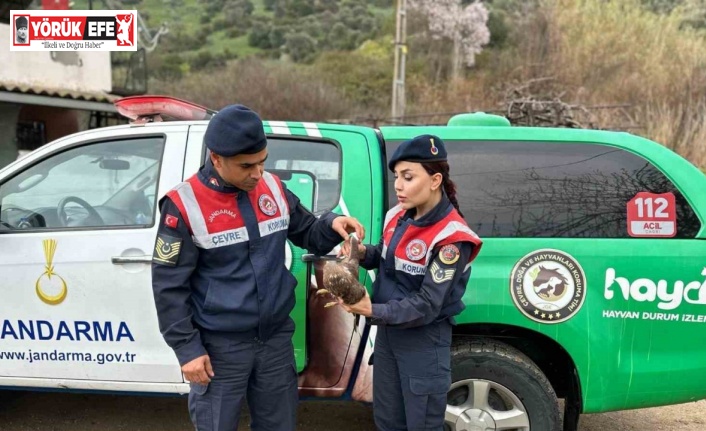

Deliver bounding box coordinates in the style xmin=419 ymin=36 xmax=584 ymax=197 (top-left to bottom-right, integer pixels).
xmin=204 ymin=104 xmax=267 ymax=157
xmin=388 ymin=134 xmax=448 ymax=171
xmin=15 ymin=16 xmax=28 ymax=29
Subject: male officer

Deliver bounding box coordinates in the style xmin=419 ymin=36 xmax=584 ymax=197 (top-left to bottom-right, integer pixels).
xmin=15 ymin=16 xmax=28 ymax=44
xmin=151 ymin=104 xmax=364 ymax=431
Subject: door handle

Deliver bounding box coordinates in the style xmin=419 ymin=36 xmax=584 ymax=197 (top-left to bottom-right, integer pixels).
xmin=111 ymin=255 xmax=152 ymax=264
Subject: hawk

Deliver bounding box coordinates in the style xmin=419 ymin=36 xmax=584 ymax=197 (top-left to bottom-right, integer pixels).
xmin=318 ymin=237 xmax=367 ymax=307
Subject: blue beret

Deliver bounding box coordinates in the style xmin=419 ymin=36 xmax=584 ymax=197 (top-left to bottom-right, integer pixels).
xmin=388 ymin=134 xmax=447 ymax=171
xmin=204 ymin=104 xmax=267 ymax=157
xmin=16 ymin=16 xmax=28 ymax=29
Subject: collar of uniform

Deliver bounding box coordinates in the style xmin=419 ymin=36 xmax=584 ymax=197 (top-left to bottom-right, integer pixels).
xmin=401 ymin=194 xmax=453 ymax=227
xmin=198 ymin=158 xmax=243 ymax=194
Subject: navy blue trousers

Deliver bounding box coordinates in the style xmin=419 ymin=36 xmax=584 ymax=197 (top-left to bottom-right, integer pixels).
xmin=373 ymin=320 xmax=452 ymax=431
xmin=188 ymin=320 xmax=298 ymax=431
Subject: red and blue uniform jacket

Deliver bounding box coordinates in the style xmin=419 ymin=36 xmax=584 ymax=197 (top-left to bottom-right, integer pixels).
xmin=151 ymin=160 xmax=342 ymax=365
xmin=361 ymin=197 xmax=483 ymax=328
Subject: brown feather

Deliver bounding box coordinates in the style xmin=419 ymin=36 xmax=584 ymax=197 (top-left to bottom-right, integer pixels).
xmin=322 ymin=237 xmax=367 ymax=305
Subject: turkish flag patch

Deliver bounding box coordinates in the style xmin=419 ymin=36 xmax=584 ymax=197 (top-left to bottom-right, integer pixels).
xmin=164 ymin=214 xmax=178 ymax=229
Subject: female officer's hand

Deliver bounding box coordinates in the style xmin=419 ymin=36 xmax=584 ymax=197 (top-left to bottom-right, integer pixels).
xmin=338 ymin=235 xmax=366 ymax=258
xmin=338 ymin=290 xmax=372 ymax=317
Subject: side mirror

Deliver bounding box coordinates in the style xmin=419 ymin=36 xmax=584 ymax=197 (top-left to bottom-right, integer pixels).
xmin=99 ymin=159 xmax=130 ymax=170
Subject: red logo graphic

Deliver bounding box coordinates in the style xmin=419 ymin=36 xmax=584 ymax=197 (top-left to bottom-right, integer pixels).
xmin=165 ymin=214 xmax=178 ymax=229
xmin=115 ymin=13 xmax=134 ymax=46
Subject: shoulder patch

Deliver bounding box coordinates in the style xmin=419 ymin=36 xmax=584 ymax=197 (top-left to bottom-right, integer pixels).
xmin=153 ymin=234 xmax=182 ymax=266
xmin=439 ymin=244 xmax=460 ymax=265
xmin=430 ymin=261 xmax=455 ymax=284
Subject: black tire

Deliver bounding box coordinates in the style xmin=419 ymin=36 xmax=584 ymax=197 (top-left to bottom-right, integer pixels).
xmin=447 ymin=338 xmax=561 ymax=431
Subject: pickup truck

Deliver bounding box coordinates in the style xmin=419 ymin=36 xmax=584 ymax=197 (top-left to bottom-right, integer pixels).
xmin=1 ymin=96 xmax=705 ymax=431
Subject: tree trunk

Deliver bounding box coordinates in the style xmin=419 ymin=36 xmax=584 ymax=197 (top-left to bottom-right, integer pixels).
xmin=451 ymin=34 xmax=461 ymax=81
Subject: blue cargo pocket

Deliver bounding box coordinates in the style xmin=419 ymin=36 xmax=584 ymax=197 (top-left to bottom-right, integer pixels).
xmin=190 ymin=382 xmax=209 ymax=395
xmin=204 ymin=280 xmax=235 ymax=315
xmin=408 ymin=374 xmax=450 ymax=429
xmin=188 ymin=382 xmax=212 ymax=431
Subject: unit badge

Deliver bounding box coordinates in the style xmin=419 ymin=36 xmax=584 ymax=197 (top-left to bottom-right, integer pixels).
xmin=439 ymin=244 xmax=460 ymax=265
xmin=429 ymin=137 xmax=439 ymax=155
xmin=405 ymin=239 xmax=427 ymax=261
xmin=153 ymin=234 xmax=182 ymax=266
xmin=258 ymin=194 xmax=277 ymax=216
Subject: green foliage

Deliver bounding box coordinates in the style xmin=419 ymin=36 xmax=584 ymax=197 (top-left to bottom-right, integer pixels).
xmin=248 ymin=18 xmax=274 ymax=48
xmin=204 ymin=0 xmax=227 ymax=15
xmin=188 ymin=50 xmax=230 ymax=71
xmin=270 ymin=25 xmax=289 ymax=49
xmin=287 ymin=0 xmax=315 ymax=17
xmin=640 ymin=0 xmax=706 ymax=29
xmin=160 ymin=23 xmax=207 ymax=52
xmin=211 ymin=17 xmax=230 ymax=31
xmin=248 ymin=0 xmax=385 ymax=62
xmin=223 ymin=0 xmax=255 ymax=24
xmin=135 ymin=0 xmax=391 ymax=79
xmin=313 ymin=45 xmax=392 ymax=109
xmin=485 ymin=7 xmax=510 ymax=48
xmin=150 ymin=53 xmax=186 ymax=80
xmin=151 ymin=58 xmax=355 ymax=121
xmin=285 ymin=32 xmax=317 ymax=62
xmin=641 ymin=0 xmax=682 ymax=13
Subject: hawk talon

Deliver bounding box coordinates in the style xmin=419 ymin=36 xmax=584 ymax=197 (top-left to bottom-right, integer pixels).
xmin=316 ymin=289 xmax=330 ymax=295
xmin=324 ymin=301 xmax=338 ymax=308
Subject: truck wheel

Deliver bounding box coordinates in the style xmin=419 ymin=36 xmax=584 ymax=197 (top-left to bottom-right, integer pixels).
xmin=445 ymin=338 xmax=561 ymax=431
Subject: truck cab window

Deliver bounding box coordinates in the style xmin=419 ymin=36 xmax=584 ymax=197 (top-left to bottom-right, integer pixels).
xmin=0 ymin=137 xmax=165 ymax=230
xmin=265 ymin=138 xmax=341 ymax=215
xmin=385 ymin=140 xmax=700 ymax=238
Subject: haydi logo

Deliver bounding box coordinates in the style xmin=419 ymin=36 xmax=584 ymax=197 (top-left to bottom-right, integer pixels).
xmin=604 ymin=267 xmax=706 ymax=310
xmin=10 ymin=10 xmax=137 ymax=51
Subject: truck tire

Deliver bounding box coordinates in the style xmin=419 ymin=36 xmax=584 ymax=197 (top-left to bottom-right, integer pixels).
xmin=446 ymin=338 xmax=561 ymax=431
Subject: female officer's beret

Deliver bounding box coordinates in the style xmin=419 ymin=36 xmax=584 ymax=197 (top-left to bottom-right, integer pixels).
xmin=388 ymin=134 xmax=447 ymax=171
xmin=204 ymin=104 xmax=267 ymax=157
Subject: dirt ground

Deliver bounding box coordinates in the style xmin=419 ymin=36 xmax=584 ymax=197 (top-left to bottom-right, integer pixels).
xmin=0 ymin=391 xmax=704 ymax=430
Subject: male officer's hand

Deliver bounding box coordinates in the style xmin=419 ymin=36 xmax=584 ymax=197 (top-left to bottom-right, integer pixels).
xmin=332 ymin=216 xmax=365 ymax=242
xmin=182 ymin=354 xmax=215 ymax=385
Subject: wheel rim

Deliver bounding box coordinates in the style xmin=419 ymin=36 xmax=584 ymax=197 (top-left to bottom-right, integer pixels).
xmin=445 ymin=379 xmax=530 ymax=431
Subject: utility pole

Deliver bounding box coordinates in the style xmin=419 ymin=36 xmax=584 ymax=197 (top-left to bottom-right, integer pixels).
xmin=391 ymin=0 xmax=407 ymax=122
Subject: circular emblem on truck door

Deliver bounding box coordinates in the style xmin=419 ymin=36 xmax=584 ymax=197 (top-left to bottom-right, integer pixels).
xmin=509 ymin=249 xmax=586 ymax=324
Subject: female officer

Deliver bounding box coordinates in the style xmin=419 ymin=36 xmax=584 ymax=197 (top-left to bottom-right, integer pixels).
xmin=339 ymin=134 xmax=482 ymax=431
